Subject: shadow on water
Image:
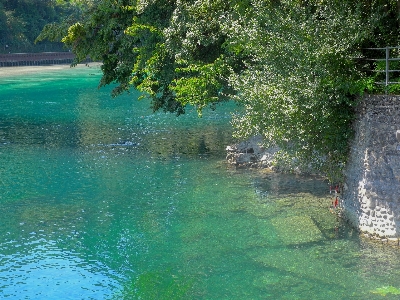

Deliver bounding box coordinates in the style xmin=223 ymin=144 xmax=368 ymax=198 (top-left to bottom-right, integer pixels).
xmin=0 ymin=116 xmax=234 ymax=165
xmin=251 ymin=171 xmax=329 ymax=198
xmin=0 ymin=120 xmax=81 ymax=148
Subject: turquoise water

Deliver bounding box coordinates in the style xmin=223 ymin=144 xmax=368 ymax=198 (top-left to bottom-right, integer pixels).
xmin=1 ymin=66 xmax=400 ymax=299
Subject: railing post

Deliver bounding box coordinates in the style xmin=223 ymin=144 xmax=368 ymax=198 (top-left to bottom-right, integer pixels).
xmin=385 ymin=46 xmax=389 ymax=94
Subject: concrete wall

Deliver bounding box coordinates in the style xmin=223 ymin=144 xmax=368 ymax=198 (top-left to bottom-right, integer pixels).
xmin=342 ymin=95 xmax=400 ymax=239
xmin=0 ymin=52 xmax=77 ymax=67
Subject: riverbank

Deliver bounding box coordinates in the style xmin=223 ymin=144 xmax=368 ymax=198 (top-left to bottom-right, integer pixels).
xmin=228 ymin=95 xmax=400 ymax=242
xmin=0 ymin=63 xmax=102 ymax=78
xmin=226 ymin=135 xmax=318 ymax=175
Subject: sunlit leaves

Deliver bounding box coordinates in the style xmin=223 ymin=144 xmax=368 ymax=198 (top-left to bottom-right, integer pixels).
xmin=38 ymin=0 xmax=399 ymax=180
xmin=226 ymin=1 xmax=371 ymax=181
xmin=170 ymin=57 xmax=230 ymax=112
xmin=61 ymin=22 xmax=84 ymax=45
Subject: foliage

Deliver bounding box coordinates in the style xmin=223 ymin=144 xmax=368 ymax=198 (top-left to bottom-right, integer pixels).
xmin=39 ymin=1 xmax=179 ymax=113
xmin=36 ymin=0 xmax=400 ymax=181
xmin=362 ymin=50 xmax=400 ymax=94
xmin=37 ymin=0 xmax=239 ymax=114
xmin=0 ymin=0 xmax=87 ymax=53
xmin=226 ymin=1 xmax=375 ymax=181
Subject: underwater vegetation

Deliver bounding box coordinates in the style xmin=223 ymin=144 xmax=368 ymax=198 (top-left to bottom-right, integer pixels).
xmin=116 ymin=270 xmax=193 ymax=300
xmin=370 ymin=286 xmax=400 ymax=297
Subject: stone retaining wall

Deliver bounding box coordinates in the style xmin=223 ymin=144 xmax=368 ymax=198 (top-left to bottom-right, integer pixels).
xmin=342 ymin=95 xmax=400 ymax=239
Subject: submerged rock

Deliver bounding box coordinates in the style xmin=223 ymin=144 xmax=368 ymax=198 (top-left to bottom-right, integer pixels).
xmin=226 ymin=136 xmax=326 ymax=176
xmin=226 ymin=135 xmax=279 ymax=169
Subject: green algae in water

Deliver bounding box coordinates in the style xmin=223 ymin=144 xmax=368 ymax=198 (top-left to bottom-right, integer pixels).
xmin=371 ymin=286 xmax=400 ymax=296
xmin=117 ymin=270 xmax=193 ymax=300
xmin=271 ymin=215 xmax=324 ymax=245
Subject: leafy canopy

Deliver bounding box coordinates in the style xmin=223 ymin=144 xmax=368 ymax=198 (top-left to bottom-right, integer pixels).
xmin=0 ymin=0 xmax=88 ymax=52
xmin=37 ymin=0 xmax=399 ymax=181
xmin=227 ymin=1 xmax=373 ymax=180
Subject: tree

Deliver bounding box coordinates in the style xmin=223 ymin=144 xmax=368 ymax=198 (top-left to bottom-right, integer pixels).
xmin=38 ymin=0 xmax=242 ymax=114
xmin=0 ymin=0 xmax=85 ymax=52
xmin=224 ymin=1 xmax=372 ymax=180
xmin=37 ymin=0 xmax=399 ymax=181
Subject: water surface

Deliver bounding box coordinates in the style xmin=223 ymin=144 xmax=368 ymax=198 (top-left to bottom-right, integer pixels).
xmin=0 ymin=65 xmax=400 ymax=299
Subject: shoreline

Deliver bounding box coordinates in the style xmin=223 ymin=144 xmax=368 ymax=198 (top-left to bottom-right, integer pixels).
xmin=0 ymin=63 xmax=102 ymax=78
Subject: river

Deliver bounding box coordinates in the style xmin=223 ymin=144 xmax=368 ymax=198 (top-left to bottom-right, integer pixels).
xmin=0 ymin=65 xmax=399 ymax=299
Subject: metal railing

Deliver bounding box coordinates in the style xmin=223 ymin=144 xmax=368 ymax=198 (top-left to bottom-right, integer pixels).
xmin=364 ymin=46 xmax=400 ymax=92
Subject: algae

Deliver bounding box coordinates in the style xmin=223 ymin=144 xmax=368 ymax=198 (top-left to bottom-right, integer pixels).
xmin=271 ymin=215 xmax=323 ymax=245
xmin=370 ymin=286 xmax=400 ymax=296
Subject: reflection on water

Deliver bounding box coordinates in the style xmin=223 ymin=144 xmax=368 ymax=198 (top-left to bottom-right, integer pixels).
xmin=0 ymin=241 xmax=120 ymax=299
xmin=1 ymin=66 xmax=400 ymax=299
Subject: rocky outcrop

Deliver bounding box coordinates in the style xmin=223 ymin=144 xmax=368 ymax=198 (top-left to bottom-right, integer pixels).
xmin=226 ymin=135 xmax=279 ymax=168
xmin=342 ymin=95 xmax=400 ymax=240
xmin=225 ymin=136 xmax=316 ymax=174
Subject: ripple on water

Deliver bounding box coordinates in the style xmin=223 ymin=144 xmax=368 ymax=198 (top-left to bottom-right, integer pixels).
xmin=0 ymin=239 xmax=121 ymax=299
